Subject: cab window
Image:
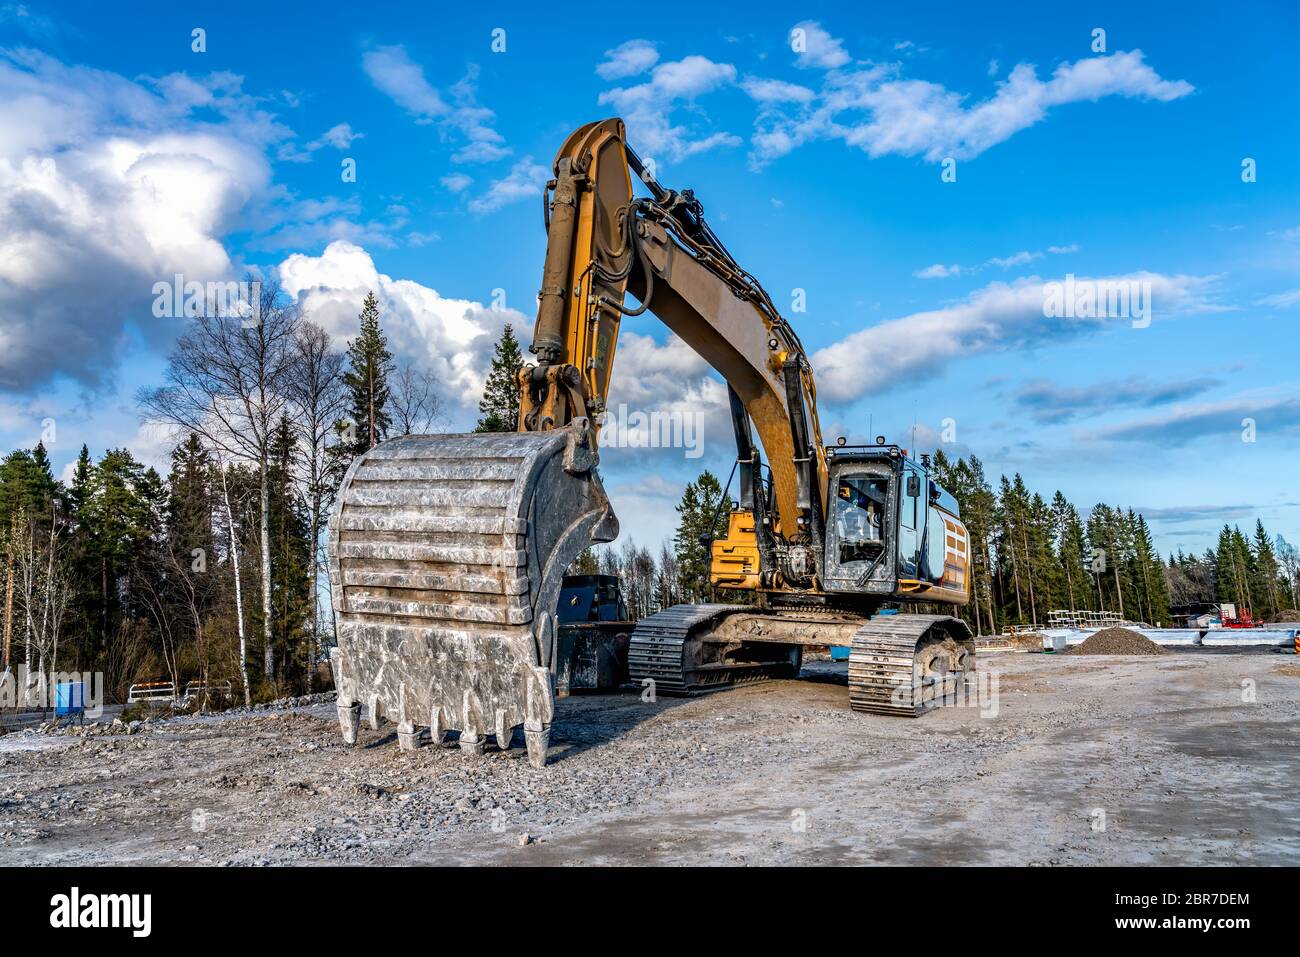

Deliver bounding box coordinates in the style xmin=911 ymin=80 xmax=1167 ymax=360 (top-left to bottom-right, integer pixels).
xmin=835 ymin=477 xmax=888 ymax=564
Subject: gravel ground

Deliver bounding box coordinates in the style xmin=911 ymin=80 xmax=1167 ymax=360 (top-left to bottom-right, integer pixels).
xmin=1 ymin=649 xmax=1297 ymax=866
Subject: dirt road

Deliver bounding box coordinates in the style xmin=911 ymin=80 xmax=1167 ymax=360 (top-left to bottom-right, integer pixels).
xmin=2 ymin=649 xmax=1297 ymax=865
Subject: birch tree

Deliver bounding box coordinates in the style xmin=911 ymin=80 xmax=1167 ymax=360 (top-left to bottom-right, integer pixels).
xmin=138 ymin=281 xmax=299 ymax=687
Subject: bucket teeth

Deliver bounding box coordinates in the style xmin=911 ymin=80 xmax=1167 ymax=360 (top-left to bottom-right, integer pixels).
xmin=459 ymin=732 xmax=486 ymax=756
xmin=367 ymin=694 xmax=383 ymax=730
xmin=495 ymin=709 xmax=513 ymax=752
xmin=397 ymin=720 xmax=423 ymax=751
xmin=430 ymin=706 xmax=448 ymax=746
xmin=524 ymin=724 xmax=550 ymax=769
xmin=338 ymin=701 xmax=361 ymax=745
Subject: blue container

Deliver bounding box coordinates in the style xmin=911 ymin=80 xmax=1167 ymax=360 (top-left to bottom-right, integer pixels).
xmin=831 ymin=610 xmax=899 ymax=660
xmin=55 ymin=681 xmax=85 ymax=717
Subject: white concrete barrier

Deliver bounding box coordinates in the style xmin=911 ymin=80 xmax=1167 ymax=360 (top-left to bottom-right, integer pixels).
xmin=1039 ymin=627 xmax=1296 ymax=650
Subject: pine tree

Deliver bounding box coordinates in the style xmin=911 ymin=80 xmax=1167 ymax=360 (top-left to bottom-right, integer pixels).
xmin=342 ymin=291 xmax=393 ymax=452
xmin=475 ymin=324 xmax=524 ymax=432
xmin=264 ymin=417 xmax=313 ymax=688
xmin=1026 ymin=492 xmax=1059 ymax=620
xmin=964 ymin=456 xmax=999 ymax=634
xmin=77 ymin=449 xmax=165 ymax=668
xmin=167 ymin=434 xmax=215 ymax=560
xmin=673 ymin=470 xmax=727 ymax=603
xmin=568 ymin=548 xmax=599 ymax=575
xmin=1216 ymin=525 xmax=1249 ymax=611
xmin=69 ymin=445 xmax=92 ymax=515
xmin=996 ymin=475 xmax=1029 ymax=622
xmin=1051 ymin=491 xmax=1089 ymax=612
xmin=1131 ymin=513 xmax=1170 ymax=624
xmin=1250 ymin=520 xmax=1281 ymax=619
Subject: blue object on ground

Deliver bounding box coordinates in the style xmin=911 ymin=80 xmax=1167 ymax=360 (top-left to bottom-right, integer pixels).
xmin=831 ymin=609 xmax=900 ymax=660
xmin=55 ymin=681 xmax=85 ymax=717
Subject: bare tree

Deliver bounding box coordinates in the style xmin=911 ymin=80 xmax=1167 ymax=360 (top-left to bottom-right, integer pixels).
xmin=138 ymin=281 xmax=299 ymax=688
xmin=286 ymin=320 xmax=347 ymax=689
xmin=14 ymin=507 xmax=75 ymax=698
xmin=216 ymin=457 xmax=253 ymax=705
xmin=389 ymin=363 xmax=444 ymax=436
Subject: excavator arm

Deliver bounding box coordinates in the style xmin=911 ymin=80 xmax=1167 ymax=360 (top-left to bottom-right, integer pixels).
xmin=519 ymin=118 xmax=829 ymax=584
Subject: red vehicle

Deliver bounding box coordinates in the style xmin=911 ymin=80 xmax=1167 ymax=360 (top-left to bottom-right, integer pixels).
xmin=1221 ymin=608 xmax=1265 ymax=629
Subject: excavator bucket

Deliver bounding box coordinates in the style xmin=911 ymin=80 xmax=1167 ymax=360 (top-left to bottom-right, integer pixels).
xmin=326 ymin=420 xmax=616 ymax=768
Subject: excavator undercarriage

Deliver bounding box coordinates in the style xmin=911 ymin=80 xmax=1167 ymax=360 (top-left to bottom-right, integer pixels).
xmin=327 ymin=117 xmax=976 ymax=767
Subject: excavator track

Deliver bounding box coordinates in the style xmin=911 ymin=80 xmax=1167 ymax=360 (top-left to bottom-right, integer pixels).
xmin=628 ymin=603 xmax=802 ymax=695
xmin=848 ymin=614 xmax=976 ymax=716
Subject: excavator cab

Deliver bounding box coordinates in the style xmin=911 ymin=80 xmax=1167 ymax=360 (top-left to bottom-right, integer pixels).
xmin=822 ymin=444 xmax=969 ymax=605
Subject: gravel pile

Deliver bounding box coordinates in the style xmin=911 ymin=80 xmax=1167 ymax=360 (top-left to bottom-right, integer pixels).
xmin=220 ymin=691 xmax=336 ymax=716
xmin=16 ymin=717 xmax=152 ymax=738
xmin=1065 ymin=627 xmax=1168 ymax=656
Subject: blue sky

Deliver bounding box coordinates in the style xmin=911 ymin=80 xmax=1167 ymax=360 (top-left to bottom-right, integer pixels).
xmin=1 ymin=0 xmax=1297 ymax=556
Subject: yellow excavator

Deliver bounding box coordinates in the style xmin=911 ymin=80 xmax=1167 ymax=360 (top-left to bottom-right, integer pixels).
xmin=327 ymin=118 xmax=976 ymax=768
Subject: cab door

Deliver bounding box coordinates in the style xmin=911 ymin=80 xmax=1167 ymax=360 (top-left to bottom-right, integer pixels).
xmin=896 ymin=465 xmax=922 ymax=578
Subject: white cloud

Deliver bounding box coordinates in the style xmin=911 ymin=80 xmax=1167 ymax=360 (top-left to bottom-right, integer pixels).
xmin=362 ymin=45 xmax=447 ymax=119
xmin=740 ymin=76 xmax=817 ymax=105
xmin=311 ymin=122 xmax=362 ymax=150
xmin=278 ymin=240 xmax=528 ymax=415
xmin=598 ymin=55 xmax=740 ymax=161
xmin=1255 ymin=288 xmax=1300 ymax=308
xmin=278 ymin=121 xmax=364 ymax=163
xmin=363 ymin=47 xmax=508 ymax=164
xmin=1084 ymin=391 xmax=1300 ymax=446
xmin=790 ymin=20 xmax=850 ymax=70
xmin=452 ymin=141 xmax=510 ymax=164
xmin=751 ymin=50 xmax=1193 ymax=166
xmin=916 ymin=243 xmax=1079 ymax=278
xmin=810 ymin=272 xmax=1225 ymax=404
xmin=440 ymin=172 xmax=472 ymax=193
xmin=246 ymin=195 xmax=405 ymax=252
xmin=448 ymin=65 xmax=509 ymax=163
xmin=0 ymin=49 xmax=282 ymax=390
xmin=987 ymin=250 xmax=1041 ymax=268
xmin=468 ymin=157 xmax=549 ymax=213
xmin=596 ymin=39 xmax=659 ymax=80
